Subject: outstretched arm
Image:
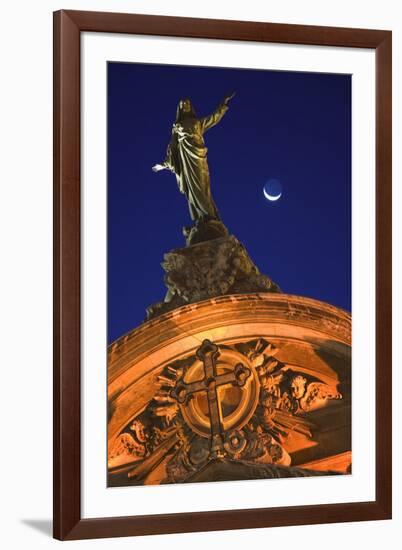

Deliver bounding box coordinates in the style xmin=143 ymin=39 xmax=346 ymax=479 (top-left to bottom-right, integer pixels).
xmin=152 ymin=162 xmax=168 ymax=172
xmin=152 ymin=141 xmax=177 ymax=173
xmin=201 ymin=92 xmax=236 ymax=133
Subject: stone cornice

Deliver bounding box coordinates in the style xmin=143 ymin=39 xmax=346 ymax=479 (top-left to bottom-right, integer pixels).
xmin=108 ymin=293 xmax=351 ymax=384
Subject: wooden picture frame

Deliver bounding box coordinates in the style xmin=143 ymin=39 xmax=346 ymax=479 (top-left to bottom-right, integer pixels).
xmin=53 ymin=10 xmax=392 ymax=540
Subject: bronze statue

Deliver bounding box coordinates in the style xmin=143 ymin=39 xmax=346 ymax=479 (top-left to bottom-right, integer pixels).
xmin=152 ymin=94 xmax=235 ymax=223
xmin=147 ymin=91 xmax=279 ymax=317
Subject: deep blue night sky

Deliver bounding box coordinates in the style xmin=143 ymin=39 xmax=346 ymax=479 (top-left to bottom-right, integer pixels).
xmin=108 ymin=62 xmax=351 ymax=344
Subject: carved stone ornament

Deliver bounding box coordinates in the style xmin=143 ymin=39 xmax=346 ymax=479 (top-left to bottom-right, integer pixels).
xmin=146 ymin=236 xmax=280 ymax=319
xmin=108 ymin=337 xmax=344 ymax=485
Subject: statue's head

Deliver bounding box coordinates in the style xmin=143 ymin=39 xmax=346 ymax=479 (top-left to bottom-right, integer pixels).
xmin=176 ymin=98 xmax=196 ymax=120
xmin=290 ymin=375 xmax=307 ymax=399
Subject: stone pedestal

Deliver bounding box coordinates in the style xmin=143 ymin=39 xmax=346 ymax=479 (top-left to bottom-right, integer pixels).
xmin=147 ymin=235 xmax=280 ymax=319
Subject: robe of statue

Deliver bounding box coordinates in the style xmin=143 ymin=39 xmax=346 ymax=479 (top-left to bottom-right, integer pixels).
xmin=164 ymin=103 xmax=229 ymax=222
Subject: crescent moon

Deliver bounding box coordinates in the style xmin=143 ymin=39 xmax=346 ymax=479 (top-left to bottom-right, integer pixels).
xmin=263 ymin=188 xmax=282 ymax=201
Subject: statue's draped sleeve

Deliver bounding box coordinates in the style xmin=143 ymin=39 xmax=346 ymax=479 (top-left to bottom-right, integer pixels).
xmin=164 ymin=132 xmax=189 ymax=197
xmin=200 ymin=103 xmax=229 ymax=133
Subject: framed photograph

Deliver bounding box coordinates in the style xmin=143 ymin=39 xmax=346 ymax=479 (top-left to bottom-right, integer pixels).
xmin=53 ymin=10 xmax=392 ymax=540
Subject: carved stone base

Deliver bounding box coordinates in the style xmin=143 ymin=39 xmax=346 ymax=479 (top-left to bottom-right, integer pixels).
xmin=147 ymin=235 xmax=280 ymax=319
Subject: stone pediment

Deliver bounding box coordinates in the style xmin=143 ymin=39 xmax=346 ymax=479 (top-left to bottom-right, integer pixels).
xmin=108 ymin=294 xmax=351 ymax=487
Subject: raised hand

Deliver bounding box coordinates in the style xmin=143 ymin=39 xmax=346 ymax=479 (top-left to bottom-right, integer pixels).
xmin=222 ymin=92 xmax=236 ymax=105
xmin=152 ymin=163 xmax=166 ymax=172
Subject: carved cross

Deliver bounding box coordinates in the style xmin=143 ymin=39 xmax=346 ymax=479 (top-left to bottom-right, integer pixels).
xmin=170 ymin=339 xmax=251 ymax=456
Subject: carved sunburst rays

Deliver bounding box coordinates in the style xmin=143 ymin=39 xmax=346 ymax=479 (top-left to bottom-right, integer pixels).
xmin=246 ymin=337 xmax=278 ymax=364
xmin=150 ymin=364 xmax=184 ymax=425
xmin=109 ymin=337 xmax=345 ymax=484
xmin=111 ymin=359 xmax=193 ymax=468
xmin=243 ymin=337 xmax=343 ymax=415
xmin=239 ymin=339 xmax=315 ymax=442
xmin=238 ymin=338 xmax=282 ymax=385
xmin=244 ymin=339 xmax=284 ymax=394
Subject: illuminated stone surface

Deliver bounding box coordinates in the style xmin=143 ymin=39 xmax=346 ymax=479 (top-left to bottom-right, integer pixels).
xmin=108 ymin=293 xmax=351 ymax=486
